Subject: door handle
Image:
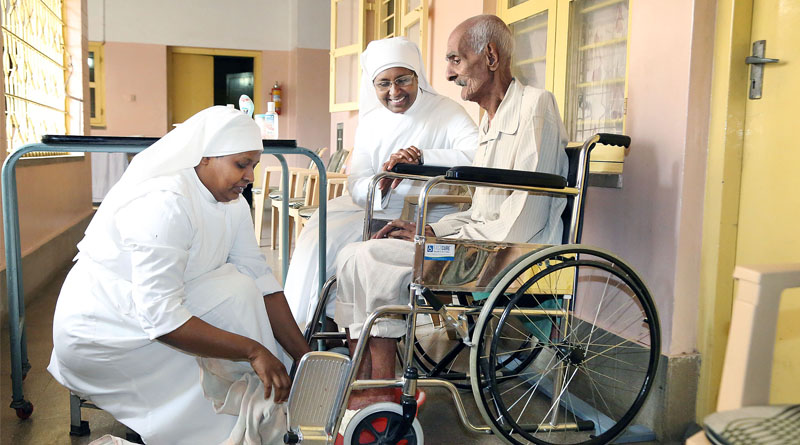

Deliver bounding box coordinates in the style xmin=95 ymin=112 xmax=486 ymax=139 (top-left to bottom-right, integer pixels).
xmin=747 ymin=40 xmax=779 ymax=99
xmin=745 ymin=56 xmax=779 ymax=64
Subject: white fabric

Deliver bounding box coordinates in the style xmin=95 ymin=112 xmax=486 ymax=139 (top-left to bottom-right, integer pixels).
xmin=89 ymin=435 xmax=138 ymax=445
xmin=48 ymin=107 xmax=287 ymax=444
xmin=335 ymin=239 xmax=415 ymax=338
xmin=91 ymin=152 xmax=128 ymax=203
xmin=285 ymin=91 xmax=478 ymax=330
xmin=358 ymin=36 xmax=435 ymax=119
xmin=335 ymin=81 xmax=569 ymax=339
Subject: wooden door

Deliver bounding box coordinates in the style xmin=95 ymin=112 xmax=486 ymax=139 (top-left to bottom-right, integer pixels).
xmin=733 ymin=0 xmax=799 ymax=403
xmin=169 ymin=52 xmax=213 ymax=126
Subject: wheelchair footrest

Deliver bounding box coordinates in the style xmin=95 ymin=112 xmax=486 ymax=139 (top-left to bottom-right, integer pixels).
xmin=288 ymin=351 xmax=351 ymax=438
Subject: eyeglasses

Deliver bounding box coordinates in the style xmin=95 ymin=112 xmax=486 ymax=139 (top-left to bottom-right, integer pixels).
xmin=373 ymin=74 xmax=416 ymax=91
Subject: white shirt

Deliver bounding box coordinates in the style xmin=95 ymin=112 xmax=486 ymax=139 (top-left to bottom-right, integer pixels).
xmin=77 ymin=168 xmax=281 ymax=340
xmin=430 ymin=80 xmax=569 ymax=244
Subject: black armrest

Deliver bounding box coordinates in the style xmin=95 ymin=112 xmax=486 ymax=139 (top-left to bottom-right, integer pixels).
xmin=445 ymin=166 xmax=567 ymax=189
xmin=390 ymin=163 xmax=450 ymax=176
xmin=41 ymin=135 xmax=160 ymax=146
xmin=262 ymin=139 xmax=297 ymax=147
xmin=41 ymin=135 xmax=299 ymax=149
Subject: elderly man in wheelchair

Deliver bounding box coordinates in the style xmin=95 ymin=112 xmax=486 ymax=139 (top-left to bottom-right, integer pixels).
xmin=285 ymin=15 xmax=660 ymax=445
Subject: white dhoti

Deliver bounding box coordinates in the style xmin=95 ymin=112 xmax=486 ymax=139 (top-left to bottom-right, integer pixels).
xmin=284 ymin=195 xmax=455 ymax=331
xmin=49 ymin=261 xmax=288 ymax=445
xmin=333 ymin=239 xmax=416 ymax=339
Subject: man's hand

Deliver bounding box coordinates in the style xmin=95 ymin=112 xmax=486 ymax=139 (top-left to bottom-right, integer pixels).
xmin=372 ymin=219 xmax=435 ymax=241
xmin=379 ymin=146 xmax=423 ymax=193
xmin=249 ymin=346 xmax=292 ymax=403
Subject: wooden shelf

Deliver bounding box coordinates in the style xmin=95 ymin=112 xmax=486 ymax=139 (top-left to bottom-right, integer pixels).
xmin=579 ymin=36 xmax=627 ymax=52
xmin=514 ymin=55 xmax=546 ymax=66
xmin=576 ymin=77 xmax=625 ymax=88
xmin=576 ymin=117 xmax=624 ymax=127
xmin=514 ymin=21 xmax=547 ymax=35
xmin=579 ymin=0 xmax=626 ymax=15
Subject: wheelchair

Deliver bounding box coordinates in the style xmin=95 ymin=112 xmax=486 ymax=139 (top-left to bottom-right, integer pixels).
xmin=285 ymin=133 xmax=661 ymax=445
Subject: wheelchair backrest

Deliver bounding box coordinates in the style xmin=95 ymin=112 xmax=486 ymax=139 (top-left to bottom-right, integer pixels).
xmin=560 ymin=134 xmax=631 ymax=245
xmin=561 ymin=144 xmax=583 ymax=244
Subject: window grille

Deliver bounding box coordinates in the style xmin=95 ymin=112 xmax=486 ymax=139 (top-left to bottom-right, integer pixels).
xmin=2 ymin=0 xmax=67 ymax=153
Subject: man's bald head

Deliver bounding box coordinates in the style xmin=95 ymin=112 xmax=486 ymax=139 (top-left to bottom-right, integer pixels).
xmin=446 ymin=15 xmax=514 ymax=113
xmin=455 ymin=15 xmax=514 ymax=66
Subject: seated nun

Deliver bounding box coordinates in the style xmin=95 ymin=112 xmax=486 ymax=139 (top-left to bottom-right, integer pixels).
xmin=48 ymin=106 xmax=310 ymax=445
xmin=334 ymin=14 xmax=569 ymax=410
xmin=284 ymin=37 xmax=479 ymax=331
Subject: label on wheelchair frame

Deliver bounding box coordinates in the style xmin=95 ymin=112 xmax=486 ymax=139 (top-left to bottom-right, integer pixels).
xmin=424 ymin=243 xmax=455 ymax=261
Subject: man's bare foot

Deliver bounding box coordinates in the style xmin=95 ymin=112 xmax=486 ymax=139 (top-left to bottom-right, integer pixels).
xmin=347 ymin=388 xmax=395 ymax=411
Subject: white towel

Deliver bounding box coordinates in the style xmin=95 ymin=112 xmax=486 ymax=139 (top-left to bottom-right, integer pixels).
xmin=199 ymin=357 xmax=288 ymax=445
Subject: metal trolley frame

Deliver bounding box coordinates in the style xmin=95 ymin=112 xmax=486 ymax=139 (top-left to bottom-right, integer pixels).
xmin=2 ymin=136 xmax=328 ymax=426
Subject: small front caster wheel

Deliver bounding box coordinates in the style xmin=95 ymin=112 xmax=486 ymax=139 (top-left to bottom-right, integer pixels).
xmin=14 ymin=400 xmax=34 ymax=419
xmin=343 ymin=402 xmax=423 ymax=445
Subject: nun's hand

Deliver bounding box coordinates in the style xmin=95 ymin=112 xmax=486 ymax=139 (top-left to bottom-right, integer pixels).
xmin=380 ymin=146 xmax=423 ymax=191
xmin=249 ymin=347 xmax=292 ymax=403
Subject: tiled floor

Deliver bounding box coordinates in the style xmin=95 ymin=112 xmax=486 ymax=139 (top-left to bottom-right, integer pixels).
xmin=1 ymin=213 xmax=663 ymax=444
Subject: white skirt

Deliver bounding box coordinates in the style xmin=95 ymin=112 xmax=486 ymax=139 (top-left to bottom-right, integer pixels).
xmin=49 ymin=260 xmax=288 ymax=444
xmin=284 ymin=193 xmax=457 ymax=330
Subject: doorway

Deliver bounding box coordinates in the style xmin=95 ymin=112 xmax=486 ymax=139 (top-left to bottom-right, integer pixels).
xmin=697 ymin=0 xmax=799 ymax=417
xmin=167 ymin=47 xmax=262 ymax=127
xmin=214 ymin=56 xmax=254 ymax=108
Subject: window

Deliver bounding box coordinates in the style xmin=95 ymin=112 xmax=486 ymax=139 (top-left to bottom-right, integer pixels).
xmin=376 ymin=0 xmax=398 ymax=39
xmin=2 ymin=0 xmax=68 ymax=152
xmin=564 ymin=0 xmax=628 ymax=144
xmin=330 ymin=0 xmax=364 ymax=112
xmin=330 ymin=0 xmax=428 ymax=112
xmin=398 ymin=0 xmax=428 ymax=64
xmin=88 ymin=41 xmax=106 ymax=127
xmin=499 ymin=0 xmax=630 ymax=144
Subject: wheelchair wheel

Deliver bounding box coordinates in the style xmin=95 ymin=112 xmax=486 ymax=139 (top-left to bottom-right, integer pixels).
xmin=342 ymin=402 xmax=423 ymax=445
xmin=469 ymin=245 xmax=660 ymax=445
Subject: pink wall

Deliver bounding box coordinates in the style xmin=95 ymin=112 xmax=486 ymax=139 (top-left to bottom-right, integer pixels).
xmin=92 ymin=45 xmax=330 ymax=178
xmin=427 ymin=0 xmax=486 ymax=121
xmin=291 ymin=48 xmax=331 ymax=155
xmin=91 ymin=42 xmax=168 ymax=137
xmin=264 ymin=48 xmax=331 ymax=170
xmin=580 ymin=0 xmax=711 ymax=355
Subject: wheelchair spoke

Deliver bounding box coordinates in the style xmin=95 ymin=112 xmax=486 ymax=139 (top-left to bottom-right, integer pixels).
xmin=474 ymin=249 xmax=659 ymax=445
xmin=500 ymin=351 xmax=560 ymax=397
xmin=585 ymin=367 xmax=616 ymax=427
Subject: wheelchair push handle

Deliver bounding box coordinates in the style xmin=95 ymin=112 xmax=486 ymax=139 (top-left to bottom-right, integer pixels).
xmin=595 ymin=133 xmax=631 ymax=148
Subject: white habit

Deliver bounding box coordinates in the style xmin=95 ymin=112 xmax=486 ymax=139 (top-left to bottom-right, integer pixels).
xmin=49 ymin=107 xmax=289 ymax=444
xmin=284 ymin=37 xmax=478 ymax=330
xmin=335 ymin=80 xmax=569 ymax=338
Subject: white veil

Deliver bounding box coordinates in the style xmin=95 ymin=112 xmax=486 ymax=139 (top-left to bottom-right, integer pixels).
xmin=84 ymin=106 xmax=262 ymax=238
xmin=358 ymin=37 xmax=437 ymax=119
